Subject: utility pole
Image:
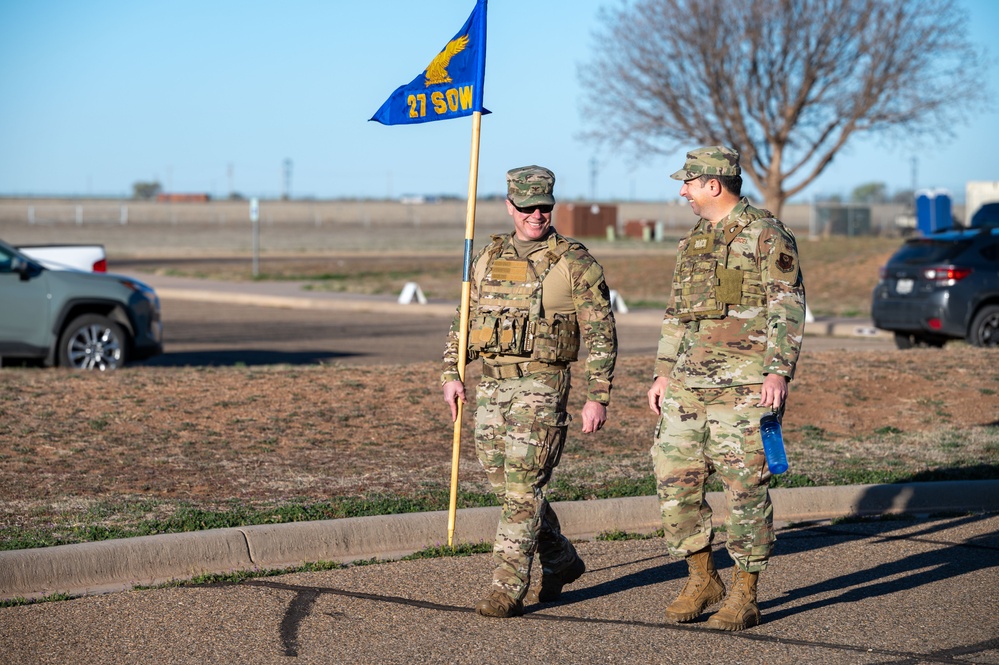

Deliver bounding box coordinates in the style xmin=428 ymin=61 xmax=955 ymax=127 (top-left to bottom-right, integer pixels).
xmin=282 ymin=159 xmax=293 ymax=200
xmin=589 ymin=157 xmax=598 ymax=201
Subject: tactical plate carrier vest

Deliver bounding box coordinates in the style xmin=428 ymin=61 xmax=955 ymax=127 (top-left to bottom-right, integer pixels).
xmin=467 ymin=233 xmax=581 ymax=363
xmin=674 ymin=206 xmax=772 ymax=322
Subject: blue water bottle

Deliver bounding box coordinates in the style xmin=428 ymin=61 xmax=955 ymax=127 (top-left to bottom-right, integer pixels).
xmin=760 ymin=411 xmax=788 ymax=475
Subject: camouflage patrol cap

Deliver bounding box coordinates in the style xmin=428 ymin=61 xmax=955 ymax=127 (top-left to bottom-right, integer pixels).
xmin=670 ymin=146 xmax=741 ymax=181
xmin=506 ymin=165 xmax=556 ymax=207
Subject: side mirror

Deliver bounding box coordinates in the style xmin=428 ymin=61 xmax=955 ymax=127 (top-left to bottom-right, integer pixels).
xmin=11 ymin=257 xmax=41 ymax=281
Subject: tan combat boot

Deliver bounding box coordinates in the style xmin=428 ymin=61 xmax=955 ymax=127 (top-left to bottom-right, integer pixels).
xmin=475 ymin=589 xmax=524 ymax=618
xmin=532 ymin=550 xmax=586 ymax=603
xmin=664 ymin=547 xmax=726 ymax=623
xmin=706 ymin=568 xmax=761 ymax=631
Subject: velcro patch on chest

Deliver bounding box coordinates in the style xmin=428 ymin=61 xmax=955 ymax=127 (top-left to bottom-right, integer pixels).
xmin=489 ymin=259 xmax=530 ymax=282
xmin=688 ymin=233 xmax=715 ymax=255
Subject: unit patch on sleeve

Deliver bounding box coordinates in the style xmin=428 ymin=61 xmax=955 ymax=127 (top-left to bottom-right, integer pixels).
xmin=768 ymin=232 xmax=800 ymax=285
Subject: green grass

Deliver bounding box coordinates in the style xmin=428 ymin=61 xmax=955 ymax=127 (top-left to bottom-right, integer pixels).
xmin=621 ymin=298 xmax=669 ymax=310
xmin=4 ymin=409 xmax=997 ymax=553
xmin=0 ymin=592 xmax=73 ymax=607
xmin=8 ymin=457 xmax=995 ymax=553
xmin=401 ymin=542 xmax=492 ymax=559
xmin=596 ymin=528 xmax=663 ymax=541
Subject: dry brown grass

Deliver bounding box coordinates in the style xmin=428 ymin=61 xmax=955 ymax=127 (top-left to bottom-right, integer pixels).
xmin=1 ymin=226 xmax=995 ymax=548
xmin=1 ymin=348 xmax=997 ymax=547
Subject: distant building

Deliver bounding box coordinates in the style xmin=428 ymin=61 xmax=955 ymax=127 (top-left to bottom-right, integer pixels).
xmin=156 ymin=193 xmax=212 ymax=203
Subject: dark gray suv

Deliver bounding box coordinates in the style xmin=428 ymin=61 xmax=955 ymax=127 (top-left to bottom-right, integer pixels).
xmin=872 ymin=227 xmax=999 ymax=349
xmin=0 ymin=239 xmax=162 ymax=370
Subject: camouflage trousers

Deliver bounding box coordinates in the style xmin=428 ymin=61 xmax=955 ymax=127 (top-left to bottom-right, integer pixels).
xmin=651 ymin=380 xmax=775 ymax=572
xmin=474 ymin=367 xmax=576 ymax=601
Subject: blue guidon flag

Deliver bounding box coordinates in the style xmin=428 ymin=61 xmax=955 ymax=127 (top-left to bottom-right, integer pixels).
xmin=370 ymin=0 xmax=488 ymax=125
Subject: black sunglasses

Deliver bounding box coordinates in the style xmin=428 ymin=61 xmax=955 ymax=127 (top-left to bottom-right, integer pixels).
xmin=512 ymin=202 xmax=554 ymax=215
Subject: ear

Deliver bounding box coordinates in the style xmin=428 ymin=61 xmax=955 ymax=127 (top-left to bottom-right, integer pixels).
xmin=505 ymin=199 xmax=516 ymax=216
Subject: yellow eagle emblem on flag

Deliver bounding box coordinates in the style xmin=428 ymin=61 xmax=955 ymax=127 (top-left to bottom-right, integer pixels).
xmin=424 ymin=34 xmax=468 ymax=86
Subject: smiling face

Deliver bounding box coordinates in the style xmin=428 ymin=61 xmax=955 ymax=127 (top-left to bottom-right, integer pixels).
xmin=506 ymin=198 xmax=553 ymax=241
xmin=679 ymin=177 xmax=712 ymax=218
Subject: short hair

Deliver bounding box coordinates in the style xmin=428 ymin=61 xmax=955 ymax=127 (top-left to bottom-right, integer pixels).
xmin=697 ymin=173 xmax=742 ymax=197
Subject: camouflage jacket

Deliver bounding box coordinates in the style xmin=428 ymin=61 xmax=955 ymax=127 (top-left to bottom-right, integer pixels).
xmin=654 ymin=198 xmax=806 ymax=388
xmin=442 ymin=231 xmax=618 ymax=404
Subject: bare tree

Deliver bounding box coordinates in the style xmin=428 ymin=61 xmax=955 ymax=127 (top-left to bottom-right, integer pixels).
xmin=580 ymin=0 xmax=989 ymax=216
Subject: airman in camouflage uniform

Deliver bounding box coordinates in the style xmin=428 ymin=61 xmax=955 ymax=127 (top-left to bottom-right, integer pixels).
xmin=442 ymin=165 xmax=618 ymax=618
xmin=647 ymin=146 xmax=805 ymax=631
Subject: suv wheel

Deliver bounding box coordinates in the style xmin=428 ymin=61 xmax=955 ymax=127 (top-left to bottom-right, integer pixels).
xmin=894 ymin=332 xmax=945 ymax=350
xmin=58 ymin=314 xmax=127 ymax=370
xmin=967 ymin=305 xmax=999 ymax=348
xmin=894 ymin=332 xmax=914 ymax=350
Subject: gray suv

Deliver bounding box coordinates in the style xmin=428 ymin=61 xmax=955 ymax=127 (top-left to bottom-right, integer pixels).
xmin=0 ymin=239 xmax=162 ymax=370
xmin=872 ymin=227 xmax=999 ymax=349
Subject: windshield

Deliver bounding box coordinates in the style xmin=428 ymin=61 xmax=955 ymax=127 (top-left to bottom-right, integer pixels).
xmin=0 ymin=245 xmax=16 ymax=272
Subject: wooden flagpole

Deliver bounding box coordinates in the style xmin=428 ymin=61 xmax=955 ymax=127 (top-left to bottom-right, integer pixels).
xmin=447 ymin=109 xmax=482 ymax=547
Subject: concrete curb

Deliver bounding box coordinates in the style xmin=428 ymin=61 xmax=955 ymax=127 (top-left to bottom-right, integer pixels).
xmin=2 ymin=480 xmax=996 ymax=601
xmin=153 ymin=288 xmax=458 ymax=317
xmin=810 ymin=319 xmax=892 ymax=339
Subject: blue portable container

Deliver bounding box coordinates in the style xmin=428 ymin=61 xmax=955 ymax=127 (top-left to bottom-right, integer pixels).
xmin=915 ymin=189 xmax=952 ymax=235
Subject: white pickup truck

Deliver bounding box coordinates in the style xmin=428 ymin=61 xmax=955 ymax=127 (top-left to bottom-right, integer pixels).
xmin=15 ymin=244 xmax=107 ymax=272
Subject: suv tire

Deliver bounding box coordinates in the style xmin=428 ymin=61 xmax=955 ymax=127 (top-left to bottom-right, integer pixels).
xmin=58 ymin=314 xmax=127 ymax=370
xmin=894 ymin=332 xmax=914 ymax=350
xmin=967 ymin=305 xmax=999 ymax=348
xmin=894 ymin=332 xmax=946 ymax=350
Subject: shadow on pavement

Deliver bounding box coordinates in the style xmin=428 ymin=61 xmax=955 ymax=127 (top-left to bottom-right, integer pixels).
xmin=546 ymin=553 xmax=682 ymax=609
xmin=232 ymin=514 xmax=998 ymax=659
xmin=552 ymin=513 xmax=999 ymax=629
xmin=138 ymin=349 xmax=363 ymax=367
xmin=761 ymin=514 xmax=998 ymax=622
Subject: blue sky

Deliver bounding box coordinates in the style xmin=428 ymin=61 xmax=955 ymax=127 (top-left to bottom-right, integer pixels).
xmin=1 ymin=0 xmax=996 ymax=203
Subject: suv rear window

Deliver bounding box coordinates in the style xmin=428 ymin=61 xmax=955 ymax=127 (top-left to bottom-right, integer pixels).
xmin=891 ymin=238 xmax=971 ymax=265
xmin=979 ymin=242 xmax=999 ymax=262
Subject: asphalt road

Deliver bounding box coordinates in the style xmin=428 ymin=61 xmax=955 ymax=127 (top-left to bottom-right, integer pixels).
xmin=141 ymin=297 xmax=454 ymax=367
xmin=139 ymin=296 xmax=893 ymax=368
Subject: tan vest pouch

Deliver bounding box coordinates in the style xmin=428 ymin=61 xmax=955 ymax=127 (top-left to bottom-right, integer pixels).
xmin=468 ymin=312 xmax=529 ymax=354
xmin=740 ymin=273 xmax=766 ymax=306
xmin=530 ymin=315 xmax=580 ymax=362
xmin=676 ymin=258 xmax=725 ymax=321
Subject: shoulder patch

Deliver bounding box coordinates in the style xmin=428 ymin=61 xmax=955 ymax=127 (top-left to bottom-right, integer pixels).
xmin=767 ymin=231 xmax=800 ymax=283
